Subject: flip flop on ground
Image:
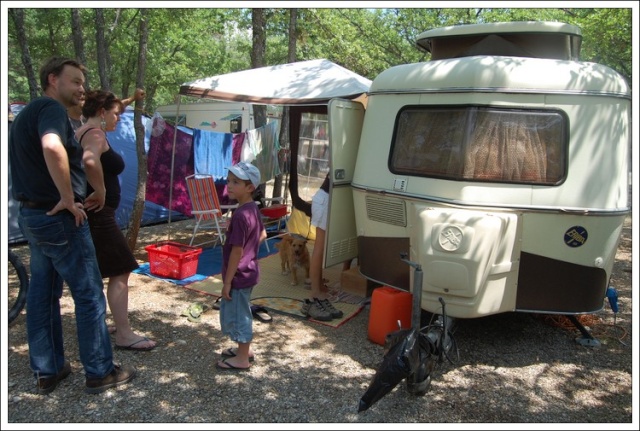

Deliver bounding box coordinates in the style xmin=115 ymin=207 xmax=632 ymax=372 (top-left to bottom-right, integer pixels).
xmin=115 ymin=337 xmax=156 ymax=351
xmin=216 ymin=358 xmax=251 ymax=372
xmin=221 ymin=347 xmax=255 ymax=362
xmin=251 ymin=305 xmax=272 ymax=323
xmin=212 ymin=297 xmax=221 ymax=310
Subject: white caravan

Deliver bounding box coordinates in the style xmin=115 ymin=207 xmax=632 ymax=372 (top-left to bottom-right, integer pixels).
xmin=155 ymin=100 xmax=252 ymax=133
xmin=171 ymin=21 xmax=630 ymax=396
xmin=155 ymin=101 xmax=281 ymax=134
xmin=172 ymin=22 xmax=630 ymax=336
xmin=325 ymin=21 xmax=630 ymax=324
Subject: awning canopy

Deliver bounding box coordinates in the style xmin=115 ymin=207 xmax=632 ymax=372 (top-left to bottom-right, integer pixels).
xmin=179 ymin=59 xmax=372 ymax=106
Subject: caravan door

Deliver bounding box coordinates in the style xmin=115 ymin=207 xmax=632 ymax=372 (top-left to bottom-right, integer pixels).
xmin=325 ymin=98 xmax=365 ymax=268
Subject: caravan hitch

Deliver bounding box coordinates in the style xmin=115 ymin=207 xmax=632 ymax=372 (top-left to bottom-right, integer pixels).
xmin=399 ymin=253 xmax=458 ymax=396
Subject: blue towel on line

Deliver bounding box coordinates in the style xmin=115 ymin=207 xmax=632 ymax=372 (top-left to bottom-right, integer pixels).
xmin=193 ymin=128 xmax=233 ymax=179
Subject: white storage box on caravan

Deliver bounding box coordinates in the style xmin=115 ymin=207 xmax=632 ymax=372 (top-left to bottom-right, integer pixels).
xmin=327 ymin=21 xmax=630 ymax=319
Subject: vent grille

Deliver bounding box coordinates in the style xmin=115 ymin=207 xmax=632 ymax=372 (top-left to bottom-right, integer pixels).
xmin=365 ymin=196 xmax=407 ymax=227
xmin=329 ymin=237 xmax=358 ymax=260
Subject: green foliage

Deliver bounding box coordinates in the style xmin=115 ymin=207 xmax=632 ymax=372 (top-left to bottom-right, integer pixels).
xmin=571 ymin=8 xmax=632 ymax=81
xmin=6 ymin=6 xmax=633 ymax=106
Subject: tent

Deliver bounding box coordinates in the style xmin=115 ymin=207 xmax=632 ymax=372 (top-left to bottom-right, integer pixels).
xmin=179 ymin=59 xmax=371 ymax=105
xmin=110 ymin=108 xmax=186 ymax=228
xmin=8 ymin=107 xmax=183 ymax=244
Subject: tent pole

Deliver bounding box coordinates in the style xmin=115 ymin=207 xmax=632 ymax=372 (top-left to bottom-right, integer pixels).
xmin=167 ymin=95 xmax=183 ymax=241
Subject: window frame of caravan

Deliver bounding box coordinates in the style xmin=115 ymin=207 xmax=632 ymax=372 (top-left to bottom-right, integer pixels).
xmin=288 ymin=105 xmax=329 ymax=218
xmin=298 ymin=112 xmax=330 ymax=195
xmin=388 ymin=104 xmax=569 ymax=186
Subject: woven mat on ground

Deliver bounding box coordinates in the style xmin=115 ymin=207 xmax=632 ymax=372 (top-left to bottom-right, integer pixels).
xmin=185 ymin=250 xmax=366 ymax=328
xmin=133 ymin=239 xmax=278 ymax=286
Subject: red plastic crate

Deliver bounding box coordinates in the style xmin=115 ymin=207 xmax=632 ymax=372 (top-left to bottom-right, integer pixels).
xmin=145 ymin=241 xmax=202 ymax=279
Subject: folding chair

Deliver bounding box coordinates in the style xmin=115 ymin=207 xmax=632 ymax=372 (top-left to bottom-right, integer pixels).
xmin=185 ymin=174 xmax=237 ymax=247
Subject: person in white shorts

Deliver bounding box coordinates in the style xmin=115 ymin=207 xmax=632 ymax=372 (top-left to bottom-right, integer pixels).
xmin=300 ymin=174 xmax=344 ymax=321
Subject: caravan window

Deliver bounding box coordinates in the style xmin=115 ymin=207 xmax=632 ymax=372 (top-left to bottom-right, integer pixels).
xmin=389 ymin=106 xmax=567 ymax=185
xmin=297 ymin=113 xmax=329 ymax=201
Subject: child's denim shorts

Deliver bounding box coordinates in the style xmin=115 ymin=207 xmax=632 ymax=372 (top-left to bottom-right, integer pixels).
xmin=220 ymin=286 xmax=254 ymax=343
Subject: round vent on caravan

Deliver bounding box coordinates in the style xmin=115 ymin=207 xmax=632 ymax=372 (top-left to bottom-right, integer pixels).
xmin=415 ymin=21 xmax=582 ymax=61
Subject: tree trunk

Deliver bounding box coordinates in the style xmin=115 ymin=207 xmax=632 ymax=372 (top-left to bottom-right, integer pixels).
xmin=94 ymin=8 xmax=111 ymax=91
xmin=126 ymin=8 xmax=148 ymax=251
xmin=9 ymin=9 xmax=39 ymax=100
xmin=250 ymin=8 xmax=269 ymax=200
xmin=273 ymin=8 xmax=298 ymax=201
xmin=251 ymin=8 xmax=267 ymax=129
xmin=70 ymin=8 xmax=89 ymax=89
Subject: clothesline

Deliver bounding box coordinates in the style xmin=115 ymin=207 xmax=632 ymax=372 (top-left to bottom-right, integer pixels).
xmin=145 ymin=114 xmax=281 ymax=217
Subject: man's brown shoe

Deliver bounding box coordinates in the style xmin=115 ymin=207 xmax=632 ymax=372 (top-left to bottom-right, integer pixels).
xmin=85 ymin=364 xmax=137 ymax=394
xmin=36 ymin=360 xmax=71 ymax=395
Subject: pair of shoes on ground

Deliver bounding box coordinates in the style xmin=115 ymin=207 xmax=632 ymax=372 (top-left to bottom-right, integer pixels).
xmin=85 ymin=364 xmax=137 ymax=394
xmin=36 ymin=359 xmax=72 ymax=395
xmin=115 ymin=336 xmax=156 ymax=352
xmin=301 ymin=298 xmax=344 ymax=321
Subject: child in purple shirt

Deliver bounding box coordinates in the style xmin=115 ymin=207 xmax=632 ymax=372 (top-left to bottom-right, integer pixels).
xmin=217 ymin=162 xmax=267 ymax=371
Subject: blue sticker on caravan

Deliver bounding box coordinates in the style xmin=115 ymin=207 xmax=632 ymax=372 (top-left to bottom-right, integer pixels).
xmin=564 ymin=226 xmax=588 ymax=247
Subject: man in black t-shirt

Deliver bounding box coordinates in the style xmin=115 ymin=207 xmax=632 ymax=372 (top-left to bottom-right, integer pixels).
xmin=9 ymin=57 xmax=136 ymax=395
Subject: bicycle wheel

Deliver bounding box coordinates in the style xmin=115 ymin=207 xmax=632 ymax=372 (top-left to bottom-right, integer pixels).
xmin=8 ymin=248 xmax=29 ymax=324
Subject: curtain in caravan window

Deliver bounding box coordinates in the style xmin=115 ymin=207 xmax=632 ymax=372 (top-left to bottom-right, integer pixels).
xmin=392 ymin=109 xmax=468 ymax=176
xmin=390 ymin=106 xmax=566 ymax=185
xmin=464 ymin=110 xmax=561 ymax=182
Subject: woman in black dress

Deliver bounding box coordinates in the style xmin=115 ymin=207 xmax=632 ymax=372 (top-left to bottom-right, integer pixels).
xmin=77 ymin=90 xmax=156 ymax=351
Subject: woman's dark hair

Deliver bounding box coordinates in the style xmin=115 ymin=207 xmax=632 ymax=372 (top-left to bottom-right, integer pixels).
xmin=39 ymin=57 xmax=86 ymax=91
xmin=82 ymin=90 xmax=125 ymax=118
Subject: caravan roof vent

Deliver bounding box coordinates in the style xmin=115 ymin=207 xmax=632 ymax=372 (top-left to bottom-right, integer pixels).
xmin=416 ymin=21 xmax=582 ymax=61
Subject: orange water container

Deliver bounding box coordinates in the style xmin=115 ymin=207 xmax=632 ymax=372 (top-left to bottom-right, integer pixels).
xmin=368 ymin=286 xmax=413 ymax=346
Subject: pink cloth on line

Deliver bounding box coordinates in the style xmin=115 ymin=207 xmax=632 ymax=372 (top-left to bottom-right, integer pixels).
xmin=146 ymin=121 xmax=195 ymax=215
xmin=232 ymin=132 xmax=245 ymax=165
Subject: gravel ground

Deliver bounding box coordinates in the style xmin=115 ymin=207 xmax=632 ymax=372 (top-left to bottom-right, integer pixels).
xmin=4 ymin=216 xmax=635 ymax=428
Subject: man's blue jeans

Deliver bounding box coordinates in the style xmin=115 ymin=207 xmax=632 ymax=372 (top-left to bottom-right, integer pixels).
xmin=18 ymin=207 xmax=114 ymax=380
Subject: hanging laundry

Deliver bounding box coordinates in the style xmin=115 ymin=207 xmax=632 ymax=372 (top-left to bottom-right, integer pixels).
xmin=231 ymin=132 xmax=246 ymax=165
xmin=243 ymin=120 xmax=281 ymax=184
xmin=146 ymin=121 xmax=195 ymax=215
xmin=193 ymin=129 xmax=234 ymax=179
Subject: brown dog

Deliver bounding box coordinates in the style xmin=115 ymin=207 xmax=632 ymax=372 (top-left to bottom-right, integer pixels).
xmin=274 ymin=234 xmax=310 ymax=285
